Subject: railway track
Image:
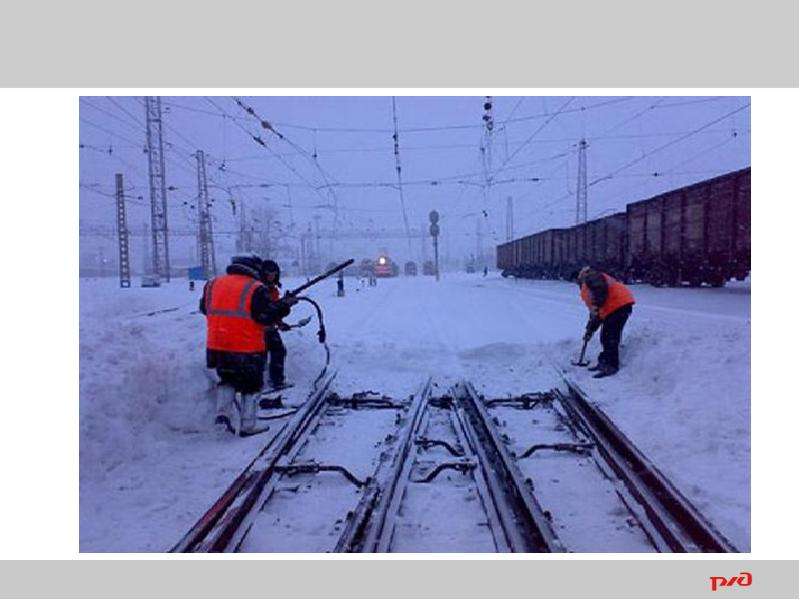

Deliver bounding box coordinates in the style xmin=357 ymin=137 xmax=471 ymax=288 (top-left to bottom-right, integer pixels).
xmin=172 ymin=375 xmax=737 ymax=553
xmin=171 ymin=375 xmax=430 ymax=552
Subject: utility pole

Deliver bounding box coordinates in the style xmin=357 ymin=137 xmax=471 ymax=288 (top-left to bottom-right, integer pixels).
xmin=429 ymin=210 xmax=440 ymax=281
xmin=576 ymin=138 xmax=588 ymax=224
xmin=482 ymin=96 xmax=494 ymax=180
xmin=481 ymin=96 xmax=495 ymax=210
xmin=195 ymin=150 xmax=217 ymax=279
xmin=115 ymin=173 xmax=131 ymax=288
xmin=506 ymin=196 xmax=514 ymax=241
xmin=391 ymin=97 xmax=413 ymax=255
xmin=476 ymin=216 xmax=485 ymax=269
xmin=421 ymin=220 xmax=429 ymax=263
xmin=314 ymin=215 xmax=322 ymax=266
xmin=144 ymin=96 xmax=171 ymax=282
xmin=141 ymin=222 xmax=151 ymax=277
xmin=299 ymin=228 xmax=308 ymax=276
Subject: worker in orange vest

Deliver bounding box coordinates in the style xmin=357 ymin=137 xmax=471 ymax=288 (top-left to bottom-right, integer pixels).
xmin=260 ymin=259 xmax=291 ymax=390
xmin=576 ymin=266 xmax=635 ymax=378
xmin=199 ymin=255 xmax=297 ymax=394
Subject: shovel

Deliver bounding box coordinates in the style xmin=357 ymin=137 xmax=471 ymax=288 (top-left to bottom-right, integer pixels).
xmin=571 ymin=338 xmax=591 ymax=367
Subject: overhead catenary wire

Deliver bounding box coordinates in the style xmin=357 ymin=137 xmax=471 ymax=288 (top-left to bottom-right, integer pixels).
xmin=208 ymin=97 xmax=332 ymax=208
xmin=510 ymin=101 xmax=749 ymax=227
xmin=491 ymin=97 xmax=577 ymax=181
xmin=588 ymin=102 xmax=750 ymax=186
xmin=230 ymin=96 xmax=346 ymax=239
xmin=161 ymin=96 xmax=639 ymax=135
xmin=81 ymin=96 xmax=750 ymax=266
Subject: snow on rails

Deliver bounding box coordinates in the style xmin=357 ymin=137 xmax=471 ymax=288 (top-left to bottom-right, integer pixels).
xmin=172 ymin=374 xmax=737 ymax=553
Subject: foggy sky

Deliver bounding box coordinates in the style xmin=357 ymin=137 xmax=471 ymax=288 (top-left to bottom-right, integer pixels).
xmin=79 ymin=96 xmax=750 ymax=271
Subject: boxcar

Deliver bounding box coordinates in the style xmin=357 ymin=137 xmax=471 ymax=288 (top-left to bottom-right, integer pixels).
xmin=540 ymin=230 xmax=556 ymax=277
xmin=574 ymin=222 xmax=590 ymax=271
xmin=497 ymin=241 xmax=512 ymax=275
xmin=496 ymin=168 xmax=749 ymax=287
xmin=586 ymin=213 xmax=627 ymax=278
xmin=625 ymin=168 xmax=750 ymax=286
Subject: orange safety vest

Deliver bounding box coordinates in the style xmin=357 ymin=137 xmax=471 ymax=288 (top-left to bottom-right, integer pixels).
xmin=581 ymin=273 xmax=635 ymax=319
xmin=205 ymin=274 xmax=266 ymax=353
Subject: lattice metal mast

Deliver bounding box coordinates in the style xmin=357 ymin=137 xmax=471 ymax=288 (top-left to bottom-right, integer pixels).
xmin=576 ymin=138 xmax=588 ymax=224
xmin=195 ymin=150 xmax=217 ymax=279
xmin=114 ymin=173 xmax=131 ymax=288
xmin=144 ymin=96 xmax=171 ymax=281
xmin=391 ymin=97 xmax=413 ymax=256
xmin=141 ymin=222 xmax=151 ymax=275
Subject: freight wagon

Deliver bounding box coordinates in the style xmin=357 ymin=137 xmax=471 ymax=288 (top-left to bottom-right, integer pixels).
xmin=498 ymin=168 xmax=750 ymax=287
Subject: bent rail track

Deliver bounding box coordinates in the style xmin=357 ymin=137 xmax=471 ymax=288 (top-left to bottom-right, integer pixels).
xmin=173 ymin=374 xmax=737 ymax=553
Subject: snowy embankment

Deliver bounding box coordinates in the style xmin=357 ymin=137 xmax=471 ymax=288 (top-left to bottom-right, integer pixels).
xmin=79 ymin=277 xmax=320 ymax=551
xmin=80 ymin=273 xmax=749 ymax=551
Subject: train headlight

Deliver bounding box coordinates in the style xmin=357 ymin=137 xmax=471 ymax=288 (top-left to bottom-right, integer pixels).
xmin=378 ymin=257 xmax=387 ymax=265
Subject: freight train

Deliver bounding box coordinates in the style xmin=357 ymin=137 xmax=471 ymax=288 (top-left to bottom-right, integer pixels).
xmin=497 ymin=168 xmax=750 ymax=287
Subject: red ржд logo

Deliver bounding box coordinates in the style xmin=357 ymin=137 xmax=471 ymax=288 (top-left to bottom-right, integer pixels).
xmin=710 ymin=571 xmax=752 ymax=591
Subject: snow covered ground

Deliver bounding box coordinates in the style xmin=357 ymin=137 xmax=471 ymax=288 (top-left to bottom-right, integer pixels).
xmin=79 ymin=271 xmax=749 ymax=551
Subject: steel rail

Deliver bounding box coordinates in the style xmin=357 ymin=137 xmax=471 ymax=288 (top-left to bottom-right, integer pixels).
xmin=448 ymin=401 xmax=512 ymax=552
xmin=170 ymin=373 xmax=337 ymax=552
xmin=554 ymin=377 xmax=738 ymax=552
xmin=334 ymin=378 xmax=432 ymax=552
xmin=226 ymin=381 xmax=358 ymax=552
xmin=226 ymin=388 xmax=414 ymax=551
xmin=453 ymin=381 xmax=565 ymax=552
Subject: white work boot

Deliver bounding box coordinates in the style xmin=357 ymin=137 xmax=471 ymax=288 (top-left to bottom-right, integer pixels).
xmin=239 ymin=393 xmax=258 ymax=435
xmin=215 ymin=385 xmax=236 ymax=432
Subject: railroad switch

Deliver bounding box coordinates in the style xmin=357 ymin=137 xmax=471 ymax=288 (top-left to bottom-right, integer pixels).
xmin=274 ymin=461 xmax=369 ymax=487
xmin=517 ymin=442 xmax=595 ymax=459
xmin=327 ymin=391 xmax=405 ymax=410
xmin=484 ymin=391 xmax=556 ymax=410
xmin=414 ymin=437 xmax=465 ymax=457
xmin=412 ymin=459 xmax=477 ymax=483
xmin=429 ymin=395 xmax=454 ymax=409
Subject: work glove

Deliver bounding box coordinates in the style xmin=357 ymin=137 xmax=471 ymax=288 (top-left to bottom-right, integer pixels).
xmin=584 ymin=314 xmax=601 ymax=341
xmin=281 ymin=294 xmax=299 ymax=307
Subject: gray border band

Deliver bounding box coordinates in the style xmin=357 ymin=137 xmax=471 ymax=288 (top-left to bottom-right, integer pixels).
xmin=0 ymin=560 xmax=797 ymax=598
xmin=1 ymin=0 xmax=797 ymax=87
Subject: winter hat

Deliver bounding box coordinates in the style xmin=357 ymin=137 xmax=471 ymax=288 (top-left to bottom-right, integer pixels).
xmin=230 ymin=254 xmax=263 ymax=273
xmin=261 ymin=259 xmax=281 ymax=286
